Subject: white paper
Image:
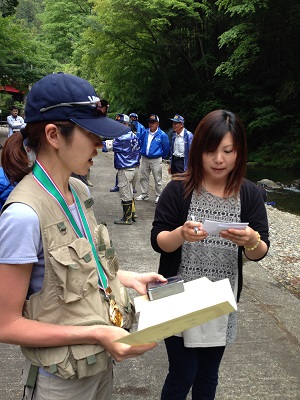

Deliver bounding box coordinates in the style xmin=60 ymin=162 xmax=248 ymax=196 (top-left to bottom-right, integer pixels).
xmin=202 ymin=219 xmax=248 ymax=235
xmin=115 ymin=277 xmax=237 ymax=346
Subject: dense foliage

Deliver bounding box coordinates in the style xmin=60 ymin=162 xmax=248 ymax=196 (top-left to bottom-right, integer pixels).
xmin=1 ymin=0 xmax=299 ymax=167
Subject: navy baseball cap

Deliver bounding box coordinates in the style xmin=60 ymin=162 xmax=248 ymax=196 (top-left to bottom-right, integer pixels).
xmin=24 ymin=73 xmax=130 ymax=138
xmin=148 ymin=114 xmax=159 ymax=122
xmin=170 ymin=114 xmax=185 ymax=124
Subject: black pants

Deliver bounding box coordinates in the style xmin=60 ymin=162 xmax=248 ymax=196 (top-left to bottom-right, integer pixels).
xmin=171 ymin=157 xmax=184 ymax=174
xmin=161 ymin=336 xmax=225 ymax=400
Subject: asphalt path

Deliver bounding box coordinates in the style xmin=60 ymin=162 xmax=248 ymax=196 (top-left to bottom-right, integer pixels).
xmin=0 ymin=132 xmax=299 ymax=399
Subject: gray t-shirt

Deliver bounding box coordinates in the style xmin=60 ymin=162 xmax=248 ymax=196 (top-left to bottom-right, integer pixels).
xmin=0 ymin=202 xmax=84 ymax=297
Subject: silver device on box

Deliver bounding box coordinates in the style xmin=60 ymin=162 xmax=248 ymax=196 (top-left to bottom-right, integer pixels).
xmin=146 ymin=275 xmax=184 ymax=301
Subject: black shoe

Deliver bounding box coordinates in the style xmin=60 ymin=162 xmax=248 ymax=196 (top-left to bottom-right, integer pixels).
xmin=110 ymin=186 xmax=119 ymax=192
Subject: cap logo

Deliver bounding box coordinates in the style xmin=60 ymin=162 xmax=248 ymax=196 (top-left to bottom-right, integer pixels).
xmin=170 ymin=114 xmax=184 ymax=123
xmin=88 ymin=96 xmax=100 ymax=102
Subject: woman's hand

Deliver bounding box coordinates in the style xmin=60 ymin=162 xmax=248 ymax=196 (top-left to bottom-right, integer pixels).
xmin=181 ymin=220 xmax=208 ymax=243
xmin=95 ymin=325 xmax=157 ymax=362
xmin=118 ymin=270 xmax=167 ymax=295
xmin=219 ymin=226 xmax=254 ymax=247
xmin=156 ymin=219 xmax=208 ymax=253
xmin=220 ymin=226 xmax=268 ymax=259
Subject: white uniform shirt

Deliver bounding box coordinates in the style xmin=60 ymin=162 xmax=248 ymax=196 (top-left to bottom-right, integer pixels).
xmin=173 ymin=128 xmax=185 ymax=157
xmin=146 ymin=129 xmax=158 ymax=155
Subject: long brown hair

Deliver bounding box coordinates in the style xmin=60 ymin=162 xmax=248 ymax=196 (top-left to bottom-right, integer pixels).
xmin=174 ymin=109 xmax=247 ymax=197
xmin=1 ymin=122 xmax=75 ymax=184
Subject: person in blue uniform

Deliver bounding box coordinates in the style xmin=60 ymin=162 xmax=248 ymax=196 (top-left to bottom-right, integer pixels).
xmin=103 ymin=114 xmax=141 ymax=225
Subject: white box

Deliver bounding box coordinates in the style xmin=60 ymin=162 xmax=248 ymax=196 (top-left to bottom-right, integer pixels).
xmin=115 ymin=277 xmax=237 ymax=346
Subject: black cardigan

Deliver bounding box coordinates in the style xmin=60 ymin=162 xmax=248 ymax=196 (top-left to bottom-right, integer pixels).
xmin=151 ymin=179 xmax=270 ymax=301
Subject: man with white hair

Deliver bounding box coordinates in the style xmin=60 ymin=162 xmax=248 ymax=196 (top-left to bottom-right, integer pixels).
xmin=169 ymin=114 xmax=193 ymax=174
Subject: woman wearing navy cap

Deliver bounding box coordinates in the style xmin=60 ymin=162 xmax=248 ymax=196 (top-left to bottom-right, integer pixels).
xmin=0 ymin=73 xmax=166 ymax=399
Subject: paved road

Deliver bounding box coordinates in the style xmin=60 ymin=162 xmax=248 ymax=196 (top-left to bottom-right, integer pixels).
xmin=0 ymin=132 xmax=299 ymax=399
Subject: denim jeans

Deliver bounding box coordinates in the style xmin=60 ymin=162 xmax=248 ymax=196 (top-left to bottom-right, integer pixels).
xmin=161 ymin=336 xmax=225 ymax=400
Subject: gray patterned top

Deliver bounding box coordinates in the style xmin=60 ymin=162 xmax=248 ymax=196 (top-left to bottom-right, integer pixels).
xmin=177 ymin=188 xmax=240 ymax=346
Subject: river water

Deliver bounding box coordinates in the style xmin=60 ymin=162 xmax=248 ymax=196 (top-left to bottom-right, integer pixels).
xmin=246 ymin=166 xmax=300 ymax=216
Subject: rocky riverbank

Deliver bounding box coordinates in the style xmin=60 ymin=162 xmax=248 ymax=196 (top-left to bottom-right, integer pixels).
xmin=259 ymin=206 xmax=300 ymax=298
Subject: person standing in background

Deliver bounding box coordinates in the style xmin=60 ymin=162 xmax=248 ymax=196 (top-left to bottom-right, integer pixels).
xmin=103 ymin=114 xmax=141 ymax=225
xmin=168 ymin=114 xmax=193 ymax=175
xmin=129 ymin=113 xmax=145 ymax=137
xmin=7 ymin=106 xmax=26 ymax=137
xmin=151 ymin=109 xmax=269 ymax=400
xmin=136 ymin=114 xmax=170 ymax=204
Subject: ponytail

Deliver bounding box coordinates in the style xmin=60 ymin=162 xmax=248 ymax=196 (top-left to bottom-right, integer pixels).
xmin=1 ymin=132 xmax=32 ymax=184
xmin=1 ymin=121 xmax=76 ymax=184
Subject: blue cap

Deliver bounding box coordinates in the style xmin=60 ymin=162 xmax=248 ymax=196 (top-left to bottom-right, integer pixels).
xmin=170 ymin=114 xmax=185 ymax=124
xmin=129 ymin=113 xmax=138 ymax=120
xmin=24 ymin=73 xmax=130 ymax=139
xmin=115 ymin=114 xmax=130 ymax=124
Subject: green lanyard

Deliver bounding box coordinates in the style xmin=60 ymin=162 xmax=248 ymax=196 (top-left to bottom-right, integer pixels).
xmin=33 ymin=161 xmax=108 ymax=290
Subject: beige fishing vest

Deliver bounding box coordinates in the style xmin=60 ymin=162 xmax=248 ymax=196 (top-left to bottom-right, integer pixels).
xmin=4 ymin=174 xmax=135 ymax=379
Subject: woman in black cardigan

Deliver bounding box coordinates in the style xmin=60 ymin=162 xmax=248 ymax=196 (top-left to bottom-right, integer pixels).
xmin=151 ymin=110 xmax=269 ymax=400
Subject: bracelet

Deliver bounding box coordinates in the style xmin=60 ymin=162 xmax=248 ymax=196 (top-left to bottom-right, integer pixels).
xmin=245 ymin=232 xmax=261 ymax=251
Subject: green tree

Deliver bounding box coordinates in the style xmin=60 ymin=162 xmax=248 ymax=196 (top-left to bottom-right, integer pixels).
xmin=214 ymin=0 xmax=300 ymax=166
xmin=0 ymin=0 xmax=18 ymax=17
xmin=15 ymin=0 xmax=44 ymax=29
xmin=0 ymin=15 xmax=58 ymax=90
xmin=40 ymin=0 xmax=92 ymax=64
xmin=72 ymin=0 xmax=222 ymax=125
xmin=5 ymin=0 xmax=299 ymax=167
xmin=215 ymin=0 xmax=268 ymax=78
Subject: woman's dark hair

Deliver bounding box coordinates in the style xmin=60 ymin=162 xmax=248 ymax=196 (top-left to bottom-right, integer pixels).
xmin=175 ymin=109 xmax=247 ymax=197
xmin=1 ymin=122 xmax=75 ymax=184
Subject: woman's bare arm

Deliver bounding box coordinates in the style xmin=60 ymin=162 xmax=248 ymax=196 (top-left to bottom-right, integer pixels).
xmin=0 ymin=263 xmax=156 ymax=359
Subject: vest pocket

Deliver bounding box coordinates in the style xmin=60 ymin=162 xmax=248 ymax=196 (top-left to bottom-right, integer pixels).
xmin=22 ymin=344 xmax=108 ymax=380
xmin=22 ymin=346 xmax=74 ymax=379
xmin=49 ymin=238 xmax=98 ymax=303
xmin=94 ymin=223 xmax=119 ymax=279
xmin=71 ymin=344 xmax=109 ymax=379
